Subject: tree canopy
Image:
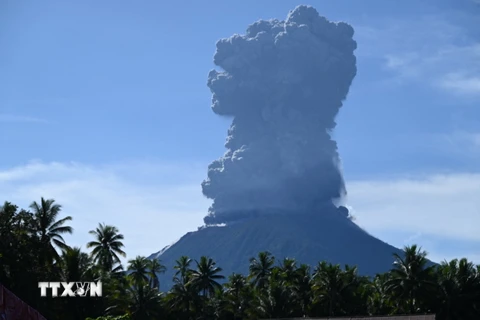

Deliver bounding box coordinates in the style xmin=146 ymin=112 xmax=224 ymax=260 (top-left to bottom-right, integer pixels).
xmin=1 ymin=199 xmax=479 ymax=320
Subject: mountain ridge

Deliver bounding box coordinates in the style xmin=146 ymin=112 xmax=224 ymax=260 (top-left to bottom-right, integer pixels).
xmin=148 ymin=210 xmax=405 ymax=290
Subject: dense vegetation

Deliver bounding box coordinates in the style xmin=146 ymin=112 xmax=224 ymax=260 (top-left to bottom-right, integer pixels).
xmin=1 ymin=199 xmax=479 ymax=320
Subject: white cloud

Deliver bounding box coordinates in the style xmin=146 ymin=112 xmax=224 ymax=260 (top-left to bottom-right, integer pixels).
xmin=0 ymin=161 xmax=210 ymax=262
xmin=348 ymin=173 xmax=480 ymax=241
xmin=385 ymin=43 xmax=480 ymax=96
xmin=348 ymin=173 xmax=480 ymax=264
xmin=384 ymin=52 xmax=422 ymax=77
xmin=2 ymin=161 xmax=479 ymax=264
xmin=0 ymin=114 xmax=48 ymax=123
xmin=356 ymin=16 xmax=480 ymax=96
xmin=439 ymin=72 xmax=480 ymax=95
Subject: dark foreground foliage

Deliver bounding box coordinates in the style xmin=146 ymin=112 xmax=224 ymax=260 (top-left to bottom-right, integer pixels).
xmin=1 ymin=199 xmax=479 ymax=320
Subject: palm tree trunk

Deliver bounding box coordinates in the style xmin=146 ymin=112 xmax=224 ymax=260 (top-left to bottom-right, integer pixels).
xmin=329 ymin=291 xmax=336 ymax=316
xmin=202 ymin=288 xmax=207 ymax=319
xmin=409 ymin=291 xmax=414 ymax=314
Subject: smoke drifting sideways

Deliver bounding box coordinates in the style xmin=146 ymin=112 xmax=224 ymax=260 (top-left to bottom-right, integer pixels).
xmin=202 ymin=5 xmax=357 ymax=225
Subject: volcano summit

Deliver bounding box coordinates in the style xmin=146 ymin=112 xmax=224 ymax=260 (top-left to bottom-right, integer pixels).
xmin=149 ymin=5 xmax=402 ymax=286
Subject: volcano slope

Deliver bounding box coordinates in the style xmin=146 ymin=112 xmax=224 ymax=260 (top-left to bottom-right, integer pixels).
xmin=149 ymin=5 xmax=404 ymax=288
xmin=149 ymin=209 xmax=403 ymax=289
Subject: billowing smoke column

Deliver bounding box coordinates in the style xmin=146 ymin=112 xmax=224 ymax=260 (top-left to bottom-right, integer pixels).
xmin=202 ymin=5 xmax=357 ymax=225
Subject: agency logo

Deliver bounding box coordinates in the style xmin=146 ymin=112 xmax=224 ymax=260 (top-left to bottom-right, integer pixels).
xmin=38 ymin=281 xmax=102 ymax=297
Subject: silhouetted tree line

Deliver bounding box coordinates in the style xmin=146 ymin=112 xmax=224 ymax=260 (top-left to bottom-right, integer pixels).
xmin=1 ymin=198 xmax=479 ymax=320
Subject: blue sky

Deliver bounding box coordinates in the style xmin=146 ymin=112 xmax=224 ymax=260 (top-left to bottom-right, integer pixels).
xmin=1 ymin=0 xmax=479 ymax=265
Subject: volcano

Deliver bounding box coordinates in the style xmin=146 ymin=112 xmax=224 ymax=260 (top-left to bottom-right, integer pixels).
xmin=148 ymin=6 xmax=403 ymax=287
xmin=149 ymin=210 xmax=403 ymax=289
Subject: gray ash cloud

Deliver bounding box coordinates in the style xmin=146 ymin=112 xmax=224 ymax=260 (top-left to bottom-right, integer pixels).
xmin=201 ymin=5 xmax=357 ymax=225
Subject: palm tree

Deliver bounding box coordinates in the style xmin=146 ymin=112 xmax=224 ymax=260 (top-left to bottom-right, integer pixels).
xmin=166 ymin=277 xmax=199 ymax=319
xmin=102 ymin=272 xmax=132 ymax=316
xmin=207 ymin=288 xmax=228 ymax=320
xmin=125 ymin=284 xmax=163 ymax=320
xmin=435 ymin=258 xmax=480 ymax=319
xmin=278 ymin=258 xmax=298 ymax=284
xmin=148 ymin=259 xmax=166 ymax=290
xmin=59 ymin=247 xmax=96 ymax=320
xmin=225 ymin=273 xmax=247 ymax=301
xmin=292 ymin=264 xmax=312 ymax=317
xmin=339 ymin=265 xmax=370 ymax=316
xmin=189 ymin=256 xmax=225 ymax=298
xmin=248 ymin=251 xmax=275 ymax=289
xmin=173 ymin=256 xmax=192 ymax=285
xmin=0 ymin=202 xmax=20 ymax=234
xmin=366 ymin=273 xmax=395 ymax=315
xmin=224 ymin=273 xmax=250 ymax=319
xmin=311 ymin=261 xmax=354 ymax=317
xmin=87 ymin=223 xmax=126 ymax=272
xmin=29 ymin=198 xmax=73 ymax=248
xmin=255 ymin=268 xmax=295 ymax=318
xmin=59 ymin=247 xmax=93 ymax=281
xmin=29 ymin=197 xmax=73 ymax=263
xmin=385 ymin=244 xmax=436 ymax=314
xmin=108 ymin=257 xmax=165 ymax=319
xmin=127 ymin=256 xmax=150 ymax=287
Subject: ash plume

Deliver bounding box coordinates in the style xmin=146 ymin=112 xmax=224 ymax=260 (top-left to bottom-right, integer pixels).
xmin=202 ymin=5 xmax=357 ymax=225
